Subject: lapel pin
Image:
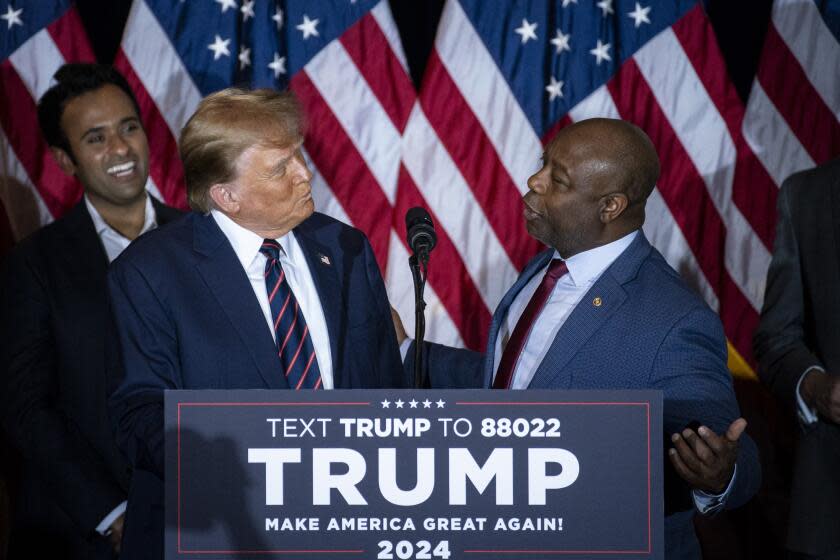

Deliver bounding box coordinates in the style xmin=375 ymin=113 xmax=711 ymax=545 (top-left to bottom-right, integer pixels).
xmin=319 ymin=254 xmax=331 ymax=266
xmin=593 ymin=296 xmax=602 ymax=307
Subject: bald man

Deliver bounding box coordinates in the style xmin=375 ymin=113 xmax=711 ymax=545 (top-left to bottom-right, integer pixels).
xmin=396 ymin=118 xmax=761 ymax=560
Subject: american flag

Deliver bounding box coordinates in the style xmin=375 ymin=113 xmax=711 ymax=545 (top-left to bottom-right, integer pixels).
xmin=2 ymin=0 xmax=839 ymax=379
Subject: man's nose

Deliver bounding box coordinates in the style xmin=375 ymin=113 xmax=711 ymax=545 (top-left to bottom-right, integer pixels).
xmin=109 ymin=134 xmax=131 ymax=156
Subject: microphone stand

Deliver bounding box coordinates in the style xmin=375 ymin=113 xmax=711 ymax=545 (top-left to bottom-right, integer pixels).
xmin=409 ymin=251 xmax=428 ymax=388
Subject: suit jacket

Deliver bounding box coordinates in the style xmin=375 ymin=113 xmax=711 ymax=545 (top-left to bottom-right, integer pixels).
xmin=107 ymin=211 xmax=406 ymax=559
xmin=0 ymin=197 xmax=181 ymax=559
xmin=753 ymin=157 xmax=840 ymax=556
xmin=415 ymin=232 xmax=761 ymax=560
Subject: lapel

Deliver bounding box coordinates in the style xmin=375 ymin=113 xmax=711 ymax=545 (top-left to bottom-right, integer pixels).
xmin=482 ymin=249 xmax=555 ymax=387
xmin=528 ymin=233 xmax=651 ymax=389
xmin=829 ymin=162 xmax=840 ymax=278
xmin=150 ymin=196 xmax=184 ymax=226
xmin=192 ymin=213 xmax=289 ymax=389
xmin=53 ymin=201 xmax=109 ymax=296
xmin=293 ymin=219 xmax=345 ymax=384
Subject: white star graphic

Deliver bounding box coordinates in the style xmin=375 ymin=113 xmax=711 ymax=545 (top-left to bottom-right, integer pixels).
xmin=589 ymin=39 xmax=612 ymax=65
xmin=381 ymin=399 xmax=391 ymax=408
xmin=215 ymin=0 xmax=237 ymax=14
xmin=395 ymin=399 xmax=405 ymax=409
xmin=208 ymin=35 xmax=231 ymax=61
xmin=550 ymin=29 xmax=571 ymax=54
xmin=545 ymin=76 xmax=564 ymax=101
xmin=422 ymin=399 xmax=432 ymax=408
xmin=297 ymin=14 xmax=320 ymax=40
xmin=596 ymin=0 xmax=614 ymax=17
xmin=514 ymin=18 xmax=538 ymax=44
xmin=436 ymin=399 xmax=445 ymax=409
xmin=238 ymin=46 xmax=251 ymax=70
xmin=272 ymin=7 xmax=284 ymax=29
xmin=1 ymin=5 xmax=23 ymax=29
xmin=268 ymin=52 xmax=286 ymax=78
xmin=561 ymin=0 xmax=578 ymax=7
xmin=628 ymin=2 xmax=651 ymax=28
xmin=240 ymin=0 xmax=255 ymax=21
xmin=409 ymin=399 xmax=418 ymax=408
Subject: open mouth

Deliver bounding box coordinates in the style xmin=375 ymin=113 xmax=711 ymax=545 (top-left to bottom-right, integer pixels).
xmin=107 ymin=161 xmax=136 ymax=178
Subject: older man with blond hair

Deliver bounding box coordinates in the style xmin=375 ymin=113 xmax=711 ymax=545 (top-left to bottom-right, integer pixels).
xmin=108 ymin=88 xmax=405 ymax=559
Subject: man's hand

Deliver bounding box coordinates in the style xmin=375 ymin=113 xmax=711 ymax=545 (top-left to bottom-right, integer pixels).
xmin=391 ymin=306 xmax=407 ymax=346
xmin=801 ymin=370 xmax=840 ymax=423
xmin=106 ymin=513 xmax=125 ymax=555
xmin=668 ymin=418 xmax=746 ymax=495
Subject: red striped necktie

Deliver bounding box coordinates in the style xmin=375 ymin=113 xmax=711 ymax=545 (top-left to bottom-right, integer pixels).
xmin=260 ymin=239 xmax=322 ymax=390
xmin=493 ymin=259 xmax=568 ymax=389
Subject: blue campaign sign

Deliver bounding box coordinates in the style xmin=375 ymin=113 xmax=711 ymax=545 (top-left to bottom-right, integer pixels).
xmin=164 ymin=389 xmax=663 ymax=559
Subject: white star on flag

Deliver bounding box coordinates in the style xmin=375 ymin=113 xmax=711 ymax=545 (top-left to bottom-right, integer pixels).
xmin=238 ymin=46 xmax=250 ymax=70
xmin=297 ymin=14 xmax=320 ymax=39
xmin=597 ymin=0 xmax=614 ymax=17
xmin=590 ymin=39 xmax=612 ymax=65
xmin=545 ymin=76 xmax=564 ymax=101
xmin=268 ymin=53 xmax=286 ymax=77
xmin=214 ymin=0 xmax=237 ymax=14
xmin=208 ymin=35 xmax=231 ymax=60
xmin=272 ymin=7 xmax=283 ymax=29
xmin=1 ymin=5 xmax=23 ymax=29
xmin=240 ymin=0 xmax=255 ymax=21
xmin=628 ymin=3 xmax=652 ymax=28
xmin=550 ymin=29 xmax=571 ymax=54
xmin=514 ymin=18 xmax=538 ymax=44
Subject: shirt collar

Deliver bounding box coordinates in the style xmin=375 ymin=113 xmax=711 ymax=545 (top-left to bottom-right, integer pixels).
xmin=84 ymin=193 xmax=156 ymax=237
xmin=556 ymin=230 xmax=638 ymax=287
xmin=210 ymin=209 xmax=296 ymax=270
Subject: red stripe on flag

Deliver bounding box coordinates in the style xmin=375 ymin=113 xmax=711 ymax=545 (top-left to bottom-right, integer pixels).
xmin=609 ymin=59 xmax=759 ymax=365
xmin=46 ymin=5 xmax=96 ymax=62
xmin=0 ymin=61 xmax=81 ymax=219
xmin=340 ymin=13 xmax=416 ymax=133
xmin=758 ymin=23 xmax=840 ymax=165
xmin=542 ymin=114 xmax=573 ymax=146
xmin=673 ymin=5 xmax=778 ymax=249
xmin=291 ymin=71 xmax=393 ymax=271
xmin=420 ymin=51 xmax=542 ymax=271
xmin=114 ymin=50 xmax=189 ymax=209
xmin=395 ymin=165 xmax=491 ymax=351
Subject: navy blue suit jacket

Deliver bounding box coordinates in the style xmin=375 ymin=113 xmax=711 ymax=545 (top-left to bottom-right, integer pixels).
xmin=417 ymin=232 xmax=761 ymax=560
xmin=107 ymin=211 xmax=406 ymax=559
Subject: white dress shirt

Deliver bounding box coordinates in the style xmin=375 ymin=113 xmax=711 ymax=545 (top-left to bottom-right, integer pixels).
xmin=85 ymin=194 xmax=156 ymax=534
xmin=211 ymin=209 xmax=334 ymax=389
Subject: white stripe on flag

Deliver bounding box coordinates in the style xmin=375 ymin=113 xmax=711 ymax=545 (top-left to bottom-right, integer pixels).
xmin=8 ymin=29 xmax=66 ymax=100
xmin=403 ymin=103 xmax=518 ymax=311
xmin=305 ymin=150 xmax=353 ymax=226
xmin=743 ymin=80 xmax=815 ymax=186
xmin=435 ymin=0 xmax=543 ymax=190
xmin=304 ymin=42 xmax=401 ymax=205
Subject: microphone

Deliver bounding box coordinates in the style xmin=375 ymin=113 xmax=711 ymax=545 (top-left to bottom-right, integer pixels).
xmin=405 ymin=207 xmax=437 ymax=262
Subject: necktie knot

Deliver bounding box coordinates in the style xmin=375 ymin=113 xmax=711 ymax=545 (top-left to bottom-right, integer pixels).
xmin=260 ymin=239 xmax=281 ymax=262
xmin=545 ymin=259 xmax=568 ymax=280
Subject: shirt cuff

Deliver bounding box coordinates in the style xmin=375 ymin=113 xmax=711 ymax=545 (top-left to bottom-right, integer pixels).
xmin=796 ymin=366 xmax=822 ymax=425
xmin=692 ymin=465 xmax=737 ymax=515
xmin=399 ymin=338 xmax=413 ymax=362
xmin=95 ymin=501 xmax=127 ymax=535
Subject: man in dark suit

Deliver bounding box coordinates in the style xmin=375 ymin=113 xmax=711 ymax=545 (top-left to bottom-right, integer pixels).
xmin=396 ymin=118 xmax=761 ymax=560
xmin=107 ymin=87 xmax=405 ymax=559
xmin=0 ymin=64 xmax=181 ymax=559
xmin=754 ymin=158 xmax=840 ymax=560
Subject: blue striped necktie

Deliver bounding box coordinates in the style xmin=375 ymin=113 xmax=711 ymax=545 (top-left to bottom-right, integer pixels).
xmin=259 ymin=239 xmax=322 ymax=390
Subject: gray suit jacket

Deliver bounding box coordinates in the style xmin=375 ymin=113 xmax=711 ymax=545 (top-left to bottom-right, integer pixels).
xmin=754 ymin=157 xmax=840 ymax=556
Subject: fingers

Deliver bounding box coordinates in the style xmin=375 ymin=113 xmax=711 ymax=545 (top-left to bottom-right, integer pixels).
xmin=724 ymin=418 xmax=747 ymax=442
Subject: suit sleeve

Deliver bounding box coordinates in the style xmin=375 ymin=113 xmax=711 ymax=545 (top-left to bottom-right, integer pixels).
xmin=0 ymin=247 xmax=125 ymax=532
xmin=753 ymin=180 xmax=821 ymax=409
xmin=107 ymin=257 xmax=181 ymax=479
xmin=651 ymin=305 xmax=761 ymax=510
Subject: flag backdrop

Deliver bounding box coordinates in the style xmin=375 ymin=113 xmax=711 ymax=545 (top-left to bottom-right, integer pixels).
xmin=1 ymin=0 xmax=838 ymax=379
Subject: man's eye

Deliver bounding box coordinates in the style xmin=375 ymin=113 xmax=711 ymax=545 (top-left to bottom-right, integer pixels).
xmin=86 ymin=134 xmax=104 ymax=144
xmin=124 ymin=122 xmax=140 ymax=133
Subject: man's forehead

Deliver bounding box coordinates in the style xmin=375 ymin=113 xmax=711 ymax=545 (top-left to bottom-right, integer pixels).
xmin=62 ymin=85 xmax=139 ymax=129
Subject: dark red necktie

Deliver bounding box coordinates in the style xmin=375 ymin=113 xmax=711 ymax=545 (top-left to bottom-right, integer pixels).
xmin=493 ymin=259 xmax=568 ymax=389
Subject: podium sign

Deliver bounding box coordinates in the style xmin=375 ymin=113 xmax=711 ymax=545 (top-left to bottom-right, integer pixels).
xmin=165 ymin=389 xmax=663 ymax=559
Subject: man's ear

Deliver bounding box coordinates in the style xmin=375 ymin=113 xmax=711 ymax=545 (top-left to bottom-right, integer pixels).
xmin=599 ymin=192 xmax=629 ymax=224
xmin=209 ymin=183 xmax=238 ymax=214
xmin=50 ymin=147 xmax=76 ymax=177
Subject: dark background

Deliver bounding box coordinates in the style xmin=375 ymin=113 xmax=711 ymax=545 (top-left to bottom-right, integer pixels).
xmin=74 ymin=0 xmax=774 ymax=104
